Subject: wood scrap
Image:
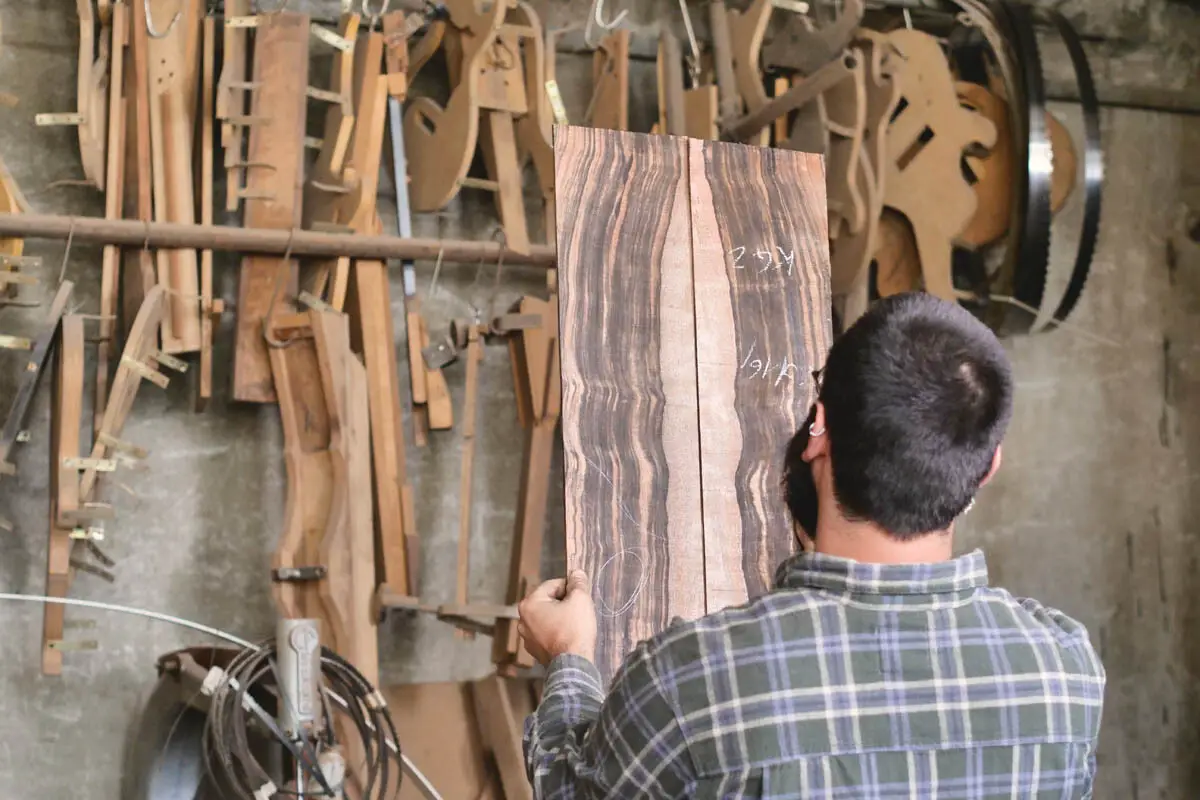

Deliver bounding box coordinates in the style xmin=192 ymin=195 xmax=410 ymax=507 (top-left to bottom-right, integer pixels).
xmin=590 ymin=30 xmax=629 ymax=131
xmin=43 ymin=315 xmax=85 ymax=676
xmin=881 ymin=29 xmax=995 ymax=301
xmin=0 ymin=282 xmax=73 ymax=478
xmin=80 ymin=287 xmax=167 ymax=502
xmin=197 ymin=15 xmax=215 ymax=411
xmin=493 ymin=295 xmax=559 ymax=671
xmin=231 ymin=11 xmax=311 ymax=403
xmin=97 ymin=3 xmax=128 ymax=435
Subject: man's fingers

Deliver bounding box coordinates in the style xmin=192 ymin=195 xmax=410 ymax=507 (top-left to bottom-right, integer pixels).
xmin=528 ymin=577 xmax=567 ymax=602
xmin=567 ymin=569 xmax=591 ymax=596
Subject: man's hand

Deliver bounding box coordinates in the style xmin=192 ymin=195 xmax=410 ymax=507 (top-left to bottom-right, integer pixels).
xmin=518 ymin=570 xmax=598 ymax=666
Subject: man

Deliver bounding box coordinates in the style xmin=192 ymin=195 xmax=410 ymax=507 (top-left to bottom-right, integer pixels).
xmin=519 ymin=293 xmax=1105 ymax=798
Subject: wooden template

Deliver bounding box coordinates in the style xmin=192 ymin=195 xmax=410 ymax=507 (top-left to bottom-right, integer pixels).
xmin=494 ymin=295 xmax=560 ymax=670
xmin=97 ymin=3 xmax=128 ymax=434
xmin=512 ymin=2 xmax=555 ymax=241
xmin=727 ymin=0 xmax=770 ymax=146
xmin=0 ymin=282 xmax=74 ymax=478
xmin=147 ymin=0 xmax=202 ymax=353
xmin=590 ymin=30 xmax=629 ymax=131
xmin=231 ymin=11 xmax=310 ymax=403
xmin=43 ymin=315 xmax=85 ymax=676
xmin=881 ymin=29 xmax=995 ymax=300
xmin=556 ymin=128 xmax=831 ymax=683
xmin=76 ymin=0 xmax=109 ymax=190
xmin=456 ymin=325 xmax=483 ymax=638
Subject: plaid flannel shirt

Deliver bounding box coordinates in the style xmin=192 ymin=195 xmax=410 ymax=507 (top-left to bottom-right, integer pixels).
xmin=523 ymin=549 xmax=1105 ymax=799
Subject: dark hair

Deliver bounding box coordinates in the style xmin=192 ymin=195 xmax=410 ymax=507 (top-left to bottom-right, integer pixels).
xmin=784 ymin=293 xmax=1014 ymax=539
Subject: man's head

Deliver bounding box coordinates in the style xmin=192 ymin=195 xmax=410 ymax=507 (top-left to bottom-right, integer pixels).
xmin=784 ymin=293 xmax=1013 ymax=540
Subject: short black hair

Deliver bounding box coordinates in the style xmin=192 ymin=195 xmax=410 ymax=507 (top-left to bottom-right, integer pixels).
xmin=784 ymin=293 xmax=1014 ymax=539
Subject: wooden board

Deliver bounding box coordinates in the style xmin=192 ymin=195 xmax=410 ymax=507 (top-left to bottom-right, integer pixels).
xmin=383 ymin=682 xmax=497 ymax=800
xmin=0 ymin=282 xmax=74 ymax=477
xmin=590 ymin=30 xmax=629 ymax=131
xmin=147 ymin=0 xmax=202 ymax=353
xmin=43 ymin=315 xmax=85 ymax=676
xmin=123 ymin=0 xmax=157 ymax=338
xmin=556 ymin=128 xmax=831 ymax=683
xmin=231 ymin=12 xmax=310 ymax=403
xmin=76 ymin=0 xmax=108 ymax=190
xmin=684 ymin=85 xmax=719 ymax=141
xmin=556 ymin=129 xmax=704 ymax=684
xmin=97 ymin=4 xmax=128 ymax=434
xmin=479 ymin=110 xmax=530 ymax=255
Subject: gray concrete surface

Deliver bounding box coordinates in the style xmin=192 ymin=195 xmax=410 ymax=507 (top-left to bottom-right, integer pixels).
xmin=0 ymin=0 xmax=1197 ymax=798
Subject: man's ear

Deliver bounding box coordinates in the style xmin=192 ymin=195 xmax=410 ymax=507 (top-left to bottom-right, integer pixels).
xmin=802 ymin=402 xmax=829 ymax=463
xmin=979 ymin=445 xmax=1003 ymax=487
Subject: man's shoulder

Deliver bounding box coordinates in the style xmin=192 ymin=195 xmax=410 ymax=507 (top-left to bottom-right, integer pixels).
xmin=975 ymin=586 xmax=1106 ymax=681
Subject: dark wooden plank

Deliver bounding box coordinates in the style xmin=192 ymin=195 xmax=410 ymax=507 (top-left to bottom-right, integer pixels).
xmin=0 ymin=281 xmax=74 ymax=475
xmin=555 ymin=127 xmax=704 ymax=685
xmin=688 ymin=138 xmax=831 ymax=611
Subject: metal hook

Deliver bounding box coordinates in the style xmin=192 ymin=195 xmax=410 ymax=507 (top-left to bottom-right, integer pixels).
xmin=145 ymin=0 xmax=181 ymax=39
xmin=584 ymin=0 xmax=628 ymax=48
xmin=362 ymin=0 xmax=390 ymax=30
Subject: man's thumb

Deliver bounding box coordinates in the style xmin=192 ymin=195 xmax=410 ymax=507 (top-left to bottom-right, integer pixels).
xmin=567 ymin=569 xmax=590 ymax=594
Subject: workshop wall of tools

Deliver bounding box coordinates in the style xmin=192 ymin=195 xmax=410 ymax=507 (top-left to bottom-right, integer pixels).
xmin=0 ymin=0 xmax=1100 ymax=781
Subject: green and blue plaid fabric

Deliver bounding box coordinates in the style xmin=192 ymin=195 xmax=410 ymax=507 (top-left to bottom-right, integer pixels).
xmin=524 ymin=549 xmax=1105 ymax=799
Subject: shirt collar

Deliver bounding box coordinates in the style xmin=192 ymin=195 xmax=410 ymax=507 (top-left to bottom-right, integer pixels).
xmin=774 ymin=548 xmax=989 ymax=596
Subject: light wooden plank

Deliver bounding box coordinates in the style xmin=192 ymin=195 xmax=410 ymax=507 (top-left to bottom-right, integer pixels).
xmin=231 ymin=11 xmax=310 ymax=403
xmin=123 ymin=0 xmax=156 ymax=338
xmin=197 ymin=14 xmax=215 ymax=411
xmin=590 ymin=30 xmax=629 ymax=131
xmin=555 ymin=128 xmax=704 ymax=685
xmin=479 ymin=110 xmax=530 ymax=255
xmin=97 ymin=3 xmax=127 ymax=435
xmin=688 ymin=138 xmax=830 ymax=611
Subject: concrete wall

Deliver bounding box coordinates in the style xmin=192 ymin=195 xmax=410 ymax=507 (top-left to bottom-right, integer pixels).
xmin=0 ymin=1 xmax=1197 ymax=797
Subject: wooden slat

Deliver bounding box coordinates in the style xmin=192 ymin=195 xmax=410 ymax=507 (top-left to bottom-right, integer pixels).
xmin=479 ymin=110 xmax=530 ymax=255
xmin=197 ymin=14 xmax=215 ymax=411
xmin=688 ymin=138 xmax=829 ymax=611
xmin=147 ymin=0 xmax=203 ymax=353
xmin=220 ymin=0 xmax=250 ymax=210
xmin=231 ymin=12 xmax=310 ymax=403
xmin=455 ymin=326 xmax=483 ymax=637
xmin=43 ymin=315 xmax=85 ymax=676
xmin=684 ymin=85 xmax=719 ymax=141
xmin=555 ymin=129 xmax=704 ymax=684
xmin=494 ymin=295 xmax=559 ymax=668
xmin=81 ymin=287 xmax=166 ymax=501
xmin=0 ymin=282 xmax=74 ymax=476
xmin=97 ymin=3 xmax=128 ymax=435
xmin=123 ymin=0 xmax=156 ymax=337
xmin=658 ymin=31 xmax=687 ymax=136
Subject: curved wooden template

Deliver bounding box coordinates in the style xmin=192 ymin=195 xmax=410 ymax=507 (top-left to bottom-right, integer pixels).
xmin=512 ymin=2 xmax=555 ymax=239
xmin=408 ymin=20 xmax=446 ymax=82
xmin=77 ymin=0 xmax=107 ymax=189
xmin=269 ymin=322 xmax=334 ymax=621
xmin=882 ymin=30 xmax=995 ymax=300
xmin=404 ymin=0 xmax=505 ymax=211
xmin=312 ymin=13 xmax=362 ymax=188
xmin=80 ymin=286 xmax=166 ymax=501
xmin=727 ymin=0 xmax=770 ymax=145
xmin=830 ymin=36 xmax=901 ymax=295
xmin=822 ymin=54 xmax=866 ymax=237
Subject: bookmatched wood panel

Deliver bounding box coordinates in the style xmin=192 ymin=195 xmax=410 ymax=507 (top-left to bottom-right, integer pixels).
xmin=689 ymin=138 xmax=831 ymax=612
xmin=556 ymin=126 xmax=831 ymax=684
xmin=556 ymin=128 xmax=705 ymax=684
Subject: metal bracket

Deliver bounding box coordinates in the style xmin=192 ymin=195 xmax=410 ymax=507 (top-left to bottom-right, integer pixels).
xmin=97 ymin=432 xmax=148 ymax=459
xmin=310 ymin=24 xmax=352 ymax=52
xmin=46 ymin=639 xmax=99 ymax=652
xmin=545 ymin=80 xmax=569 ymax=126
xmin=0 ymin=272 xmax=39 ymax=287
xmin=70 ymin=557 xmax=115 ymax=583
xmin=272 ymin=566 xmax=328 ymax=582
xmin=422 ymin=339 xmax=457 ymax=371
xmin=35 ymin=112 xmax=86 ymax=126
xmin=0 ymin=334 xmax=32 ymax=350
xmin=0 ymin=255 xmax=43 ymax=268
xmin=297 ymin=291 xmax=338 ymax=314
xmin=69 ymin=526 xmax=106 ymax=542
xmin=15 ymin=430 xmax=30 ymax=443
xmin=305 ymin=86 xmax=347 ymax=105
xmin=151 ymin=350 xmax=189 ymax=373
xmin=225 ymin=15 xmax=259 ymax=28
xmin=303 ymin=136 xmax=325 ymax=150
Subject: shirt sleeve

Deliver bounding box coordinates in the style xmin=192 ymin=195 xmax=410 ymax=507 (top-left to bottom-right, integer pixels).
xmin=523 ymin=643 xmax=693 ymax=799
